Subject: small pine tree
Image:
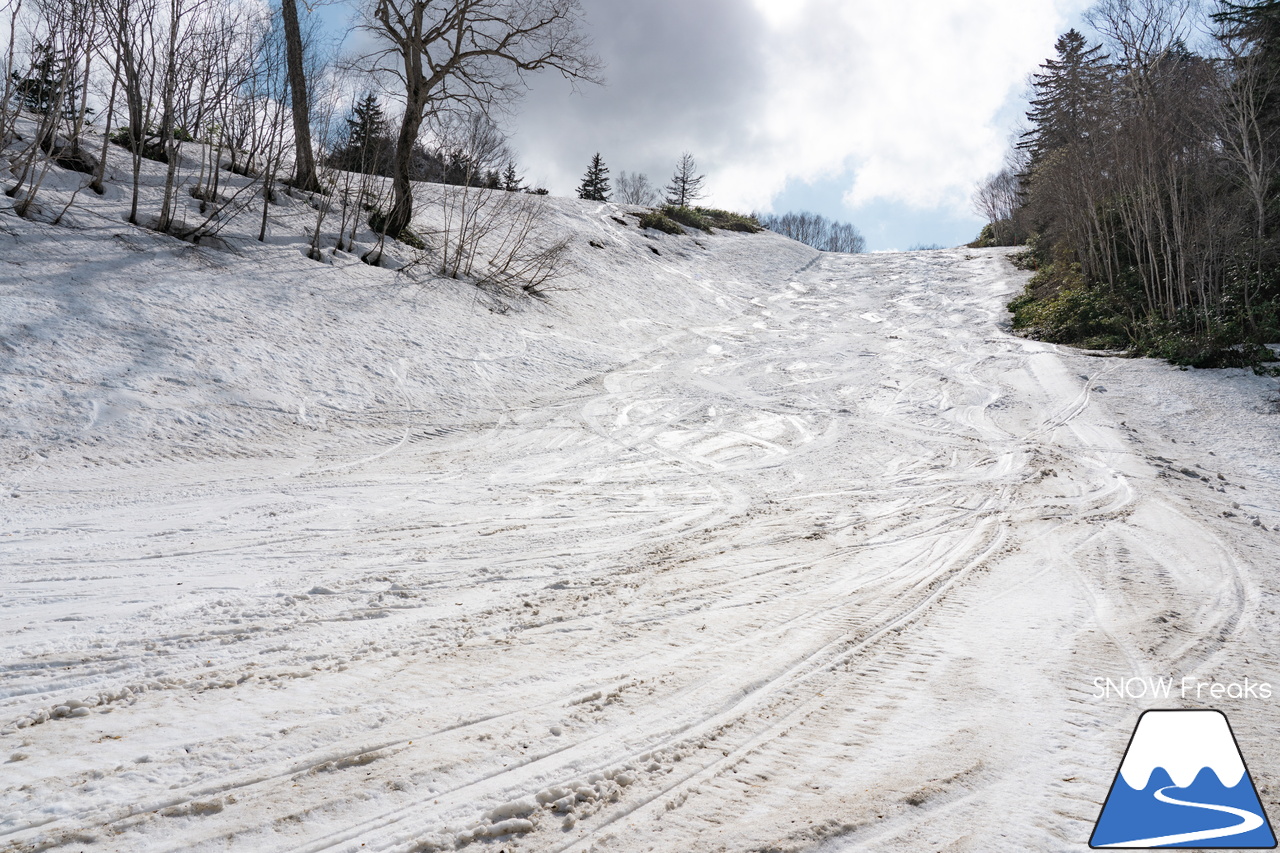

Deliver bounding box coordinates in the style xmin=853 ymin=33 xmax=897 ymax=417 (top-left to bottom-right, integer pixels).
xmin=12 ymin=40 xmax=74 ymax=116
xmin=577 ymin=152 xmax=611 ymax=201
xmin=335 ymin=94 xmax=391 ymax=174
xmin=501 ymin=162 xmax=523 ymax=191
xmin=664 ymin=152 xmax=705 ymax=208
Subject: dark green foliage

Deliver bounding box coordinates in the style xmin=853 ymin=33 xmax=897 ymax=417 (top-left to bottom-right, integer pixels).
xmin=1008 ymin=259 xmax=1280 ymax=367
xmin=693 ymin=207 xmax=761 ymax=232
xmin=969 ymin=221 xmax=1025 ymax=249
xmin=328 ymin=96 xmax=508 ymax=191
xmin=638 ymin=210 xmax=682 ymax=234
xmin=1215 ymin=1 xmax=1280 ymax=140
xmin=329 ymin=94 xmax=394 ymax=176
xmin=501 ymin=163 xmax=523 ymax=192
xmin=346 ymin=94 xmax=388 ymax=158
xmin=1130 ymin=312 xmax=1279 ymax=368
xmin=1008 ymin=263 xmax=1129 ymax=350
xmin=577 ymin=153 xmax=611 ymax=201
xmin=968 ymin=223 xmax=997 ymax=248
xmin=11 ymin=41 xmax=77 ymax=117
xmin=1018 ymin=29 xmax=1111 ymax=165
xmin=109 ymin=126 xmax=169 ymax=163
xmin=642 ymin=206 xmax=761 ymax=234
xmin=1008 ymin=248 xmax=1039 ymax=271
xmin=397 ymin=227 xmax=427 ymax=251
xmin=662 ymin=205 xmax=710 ymax=231
xmin=368 ymin=208 xmax=427 ymax=249
xmin=997 ymin=19 xmax=1280 ymax=368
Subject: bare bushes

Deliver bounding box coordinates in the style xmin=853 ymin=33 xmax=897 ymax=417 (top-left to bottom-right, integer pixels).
xmin=971 ymin=160 xmax=1027 ymax=247
xmin=381 ymin=112 xmax=572 ymax=296
xmin=433 ymin=181 xmax=571 ymax=296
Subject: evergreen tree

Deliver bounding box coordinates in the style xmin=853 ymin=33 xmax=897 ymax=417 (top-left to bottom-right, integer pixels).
xmin=1216 ymin=2 xmax=1280 ymax=140
xmin=12 ymin=40 xmax=74 ymax=116
xmin=664 ymin=152 xmax=705 ymax=208
xmin=332 ymin=94 xmax=392 ymax=175
xmin=1018 ymin=30 xmax=1111 ymax=165
xmin=577 ymin=152 xmax=611 ymax=201
xmin=501 ymin=162 xmax=523 ymax=191
xmin=347 ymin=94 xmax=388 ymax=153
xmin=1216 ymin=0 xmax=1280 ymax=59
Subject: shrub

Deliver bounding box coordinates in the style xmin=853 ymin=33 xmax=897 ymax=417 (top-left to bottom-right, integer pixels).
xmin=967 ymin=223 xmax=996 ymax=248
xmin=109 ymin=126 xmax=168 ymax=163
xmin=638 ymin=210 xmax=682 ymax=234
xmin=968 ymin=219 xmax=1024 ymax=248
xmin=1008 ymin=248 xmax=1039 ymax=271
xmin=662 ymin=205 xmax=711 ymax=232
xmin=1130 ymin=309 xmax=1280 ymax=369
xmin=694 ymin=207 xmax=761 ymax=232
xmin=1008 ymin=262 xmax=1128 ymax=350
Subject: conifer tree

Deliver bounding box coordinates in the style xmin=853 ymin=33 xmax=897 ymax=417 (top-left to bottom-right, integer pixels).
xmin=501 ymin=162 xmax=523 ymax=191
xmin=664 ymin=152 xmax=705 ymax=208
xmin=1018 ymin=30 xmax=1111 ymax=165
xmin=13 ymin=40 xmax=75 ymax=116
xmin=334 ymin=94 xmax=391 ymax=175
xmin=1215 ymin=2 xmax=1280 ymax=149
xmin=346 ymin=94 xmax=388 ymax=155
xmin=577 ymin=152 xmax=611 ymax=201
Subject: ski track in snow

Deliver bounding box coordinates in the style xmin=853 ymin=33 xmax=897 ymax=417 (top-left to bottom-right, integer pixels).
xmin=3 ymin=215 xmax=1280 ymax=851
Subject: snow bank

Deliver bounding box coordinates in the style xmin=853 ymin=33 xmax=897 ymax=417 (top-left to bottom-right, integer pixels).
xmin=0 ymin=125 xmax=816 ymax=478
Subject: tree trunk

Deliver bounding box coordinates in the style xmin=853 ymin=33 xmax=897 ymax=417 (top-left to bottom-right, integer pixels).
xmin=384 ymin=91 xmax=424 ymax=237
xmin=280 ymin=0 xmax=319 ymax=192
xmin=91 ymin=47 xmax=121 ymax=195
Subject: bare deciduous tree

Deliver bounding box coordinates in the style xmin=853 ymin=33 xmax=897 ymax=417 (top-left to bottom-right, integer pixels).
xmin=362 ymin=0 xmax=599 ymax=237
xmin=615 ymin=169 xmax=657 ymax=206
xmin=663 ymin=151 xmax=703 ymax=208
xmin=756 ymin=211 xmax=866 ymax=254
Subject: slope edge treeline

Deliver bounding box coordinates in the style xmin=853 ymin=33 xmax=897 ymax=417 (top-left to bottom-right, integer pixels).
xmin=975 ymin=0 xmax=1280 ymax=369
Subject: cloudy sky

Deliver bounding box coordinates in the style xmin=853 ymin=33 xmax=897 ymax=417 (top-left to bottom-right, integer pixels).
xmin=501 ymin=0 xmax=1091 ymax=250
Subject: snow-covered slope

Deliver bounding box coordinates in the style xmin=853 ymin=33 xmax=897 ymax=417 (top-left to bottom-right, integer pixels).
xmin=3 ymin=139 xmax=1280 ymax=853
xmin=0 ymin=136 xmax=815 ymax=473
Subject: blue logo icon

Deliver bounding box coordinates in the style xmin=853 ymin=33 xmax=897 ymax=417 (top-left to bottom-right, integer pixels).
xmin=1091 ymin=709 xmax=1276 ymax=848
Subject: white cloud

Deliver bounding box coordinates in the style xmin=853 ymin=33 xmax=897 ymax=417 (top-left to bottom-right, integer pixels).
xmin=738 ymin=0 xmax=1091 ymax=213
xmin=512 ymin=1 xmax=1090 ymax=215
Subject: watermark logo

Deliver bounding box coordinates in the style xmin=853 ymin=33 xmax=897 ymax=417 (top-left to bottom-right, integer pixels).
xmin=1093 ymin=677 xmax=1273 ymax=702
xmin=1090 ymin=709 xmax=1275 ymax=849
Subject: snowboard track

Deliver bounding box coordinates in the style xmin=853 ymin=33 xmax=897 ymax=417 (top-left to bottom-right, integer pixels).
xmin=3 ymin=248 xmax=1278 ymax=853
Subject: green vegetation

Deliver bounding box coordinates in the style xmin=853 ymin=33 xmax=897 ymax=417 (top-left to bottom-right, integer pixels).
xmin=1007 ymin=263 xmax=1128 ymax=351
xmin=638 ymin=209 xmax=682 ymax=234
xmin=1007 ymin=254 xmax=1280 ymax=369
xmin=979 ymin=16 xmax=1280 ymax=371
xmin=690 ymin=207 xmax=762 ymax=233
xmin=641 ymin=206 xmax=761 ymax=235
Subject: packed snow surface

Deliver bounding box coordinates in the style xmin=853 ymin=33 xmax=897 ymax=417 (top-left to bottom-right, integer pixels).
xmin=2 ymin=163 xmax=1280 ymax=852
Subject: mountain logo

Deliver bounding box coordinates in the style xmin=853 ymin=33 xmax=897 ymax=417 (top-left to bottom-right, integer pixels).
xmin=1091 ymin=709 xmax=1276 ymax=849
